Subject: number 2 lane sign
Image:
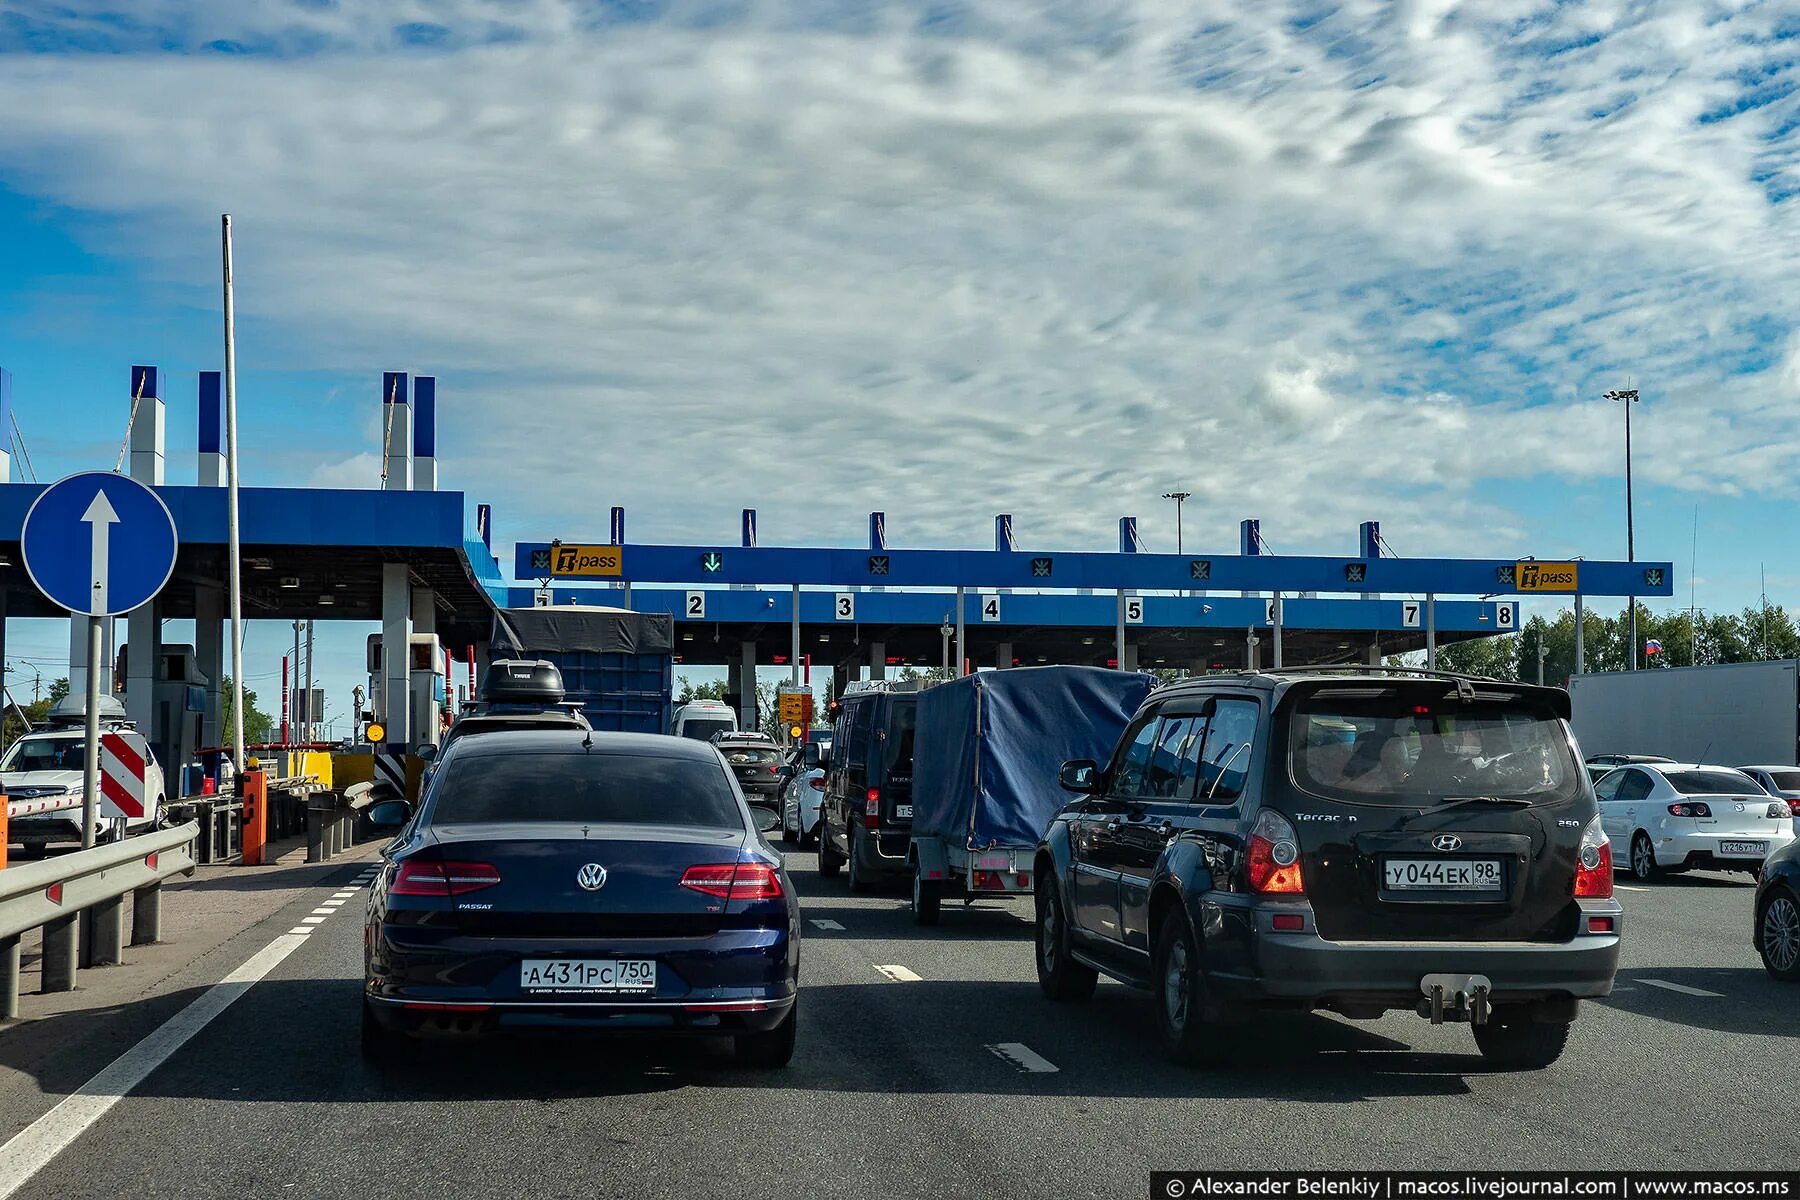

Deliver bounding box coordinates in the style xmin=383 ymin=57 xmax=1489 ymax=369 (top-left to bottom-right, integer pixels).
xmin=22 ymin=472 xmax=178 ymax=617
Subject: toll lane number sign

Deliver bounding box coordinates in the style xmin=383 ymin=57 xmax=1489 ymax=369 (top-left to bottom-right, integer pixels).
xmin=1402 ymin=602 xmax=1422 ymax=628
xmin=980 ymin=595 xmax=1000 ymax=622
xmin=1496 ymin=603 xmax=1515 ymax=629
xmin=685 ymin=592 xmax=705 ymax=619
xmin=1124 ymin=597 xmax=1144 ymax=624
xmin=834 ymin=593 xmax=855 ymax=621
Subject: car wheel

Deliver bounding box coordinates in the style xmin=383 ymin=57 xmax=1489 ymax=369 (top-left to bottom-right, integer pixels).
xmin=780 ymin=811 xmax=798 ymax=846
xmin=817 ymin=823 xmax=844 ymax=878
xmin=1152 ymin=910 xmax=1235 ymax=1066
xmin=1630 ymin=832 xmax=1661 ymax=882
xmin=799 ymin=823 xmax=817 ymax=850
xmin=1035 ymin=882 xmax=1097 ymax=1002
xmin=1472 ymin=1013 xmax=1572 ymax=1070
xmin=734 ymin=1003 xmax=797 ymax=1069
xmin=1757 ymin=889 xmax=1800 ymax=982
xmin=847 ymin=827 xmax=871 ymax=893
xmin=912 ymin=866 xmax=942 ymax=926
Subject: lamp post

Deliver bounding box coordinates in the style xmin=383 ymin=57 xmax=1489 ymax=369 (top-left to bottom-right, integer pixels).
xmin=1605 ymin=388 xmax=1640 ymax=670
xmin=1161 ymin=491 xmax=1191 ymax=553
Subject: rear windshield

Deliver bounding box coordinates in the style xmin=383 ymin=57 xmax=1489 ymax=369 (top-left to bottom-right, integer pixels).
xmin=722 ymin=747 xmax=780 ymax=765
xmin=679 ymin=718 xmax=735 ymax=741
xmin=1663 ymin=769 xmax=1762 ymax=795
xmin=885 ymin=702 xmax=917 ymax=772
xmin=1757 ymin=770 xmax=1800 ymax=791
xmin=430 ymin=752 xmax=741 ymax=827
xmin=1290 ymin=691 xmax=1578 ymax=806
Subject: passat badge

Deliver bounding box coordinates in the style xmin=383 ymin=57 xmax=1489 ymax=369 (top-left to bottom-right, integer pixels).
xmin=1432 ymin=834 xmax=1462 ymax=852
xmin=576 ymin=863 xmax=608 ymax=891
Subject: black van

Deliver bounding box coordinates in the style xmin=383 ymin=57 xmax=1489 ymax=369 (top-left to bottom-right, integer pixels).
xmin=819 ymin=687 xmax=919 ymax=891
xmin=1034 ymin=667 xmax=1622 ymax=1069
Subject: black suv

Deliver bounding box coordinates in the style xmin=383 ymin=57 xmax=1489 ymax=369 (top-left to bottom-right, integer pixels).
xmin=1034 ymin=667 xmax=1621 ymax=1069
xmin=819 ymin=687 xmax=918 ymax=891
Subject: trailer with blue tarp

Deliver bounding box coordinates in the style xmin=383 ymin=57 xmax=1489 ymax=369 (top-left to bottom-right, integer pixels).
xmin=907 ymin=666 xmax=1154 ymax=924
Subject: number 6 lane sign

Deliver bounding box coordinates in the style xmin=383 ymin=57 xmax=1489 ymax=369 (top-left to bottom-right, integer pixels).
xmin=980 ymin=595 xmax=1000 ymax=622
xmin=834 ymin=593 xmax=855 ymax=621
xmin=685 ymin=592 xmax=705 ymax=619
xmin=1402 ymin=601 xmax=1422 ymax=628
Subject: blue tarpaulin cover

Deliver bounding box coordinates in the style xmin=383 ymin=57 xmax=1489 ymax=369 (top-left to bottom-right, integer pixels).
xmin=912 ymin=667 xmax=1155 ymax=849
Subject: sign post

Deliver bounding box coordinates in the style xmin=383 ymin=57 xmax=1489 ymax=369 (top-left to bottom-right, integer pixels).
xmin=22 ymin=471 xmax=179 ymax=850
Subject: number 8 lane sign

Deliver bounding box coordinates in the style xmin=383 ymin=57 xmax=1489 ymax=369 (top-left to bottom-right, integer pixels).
xmin=99 ymin=732 xmax=147 ymax=818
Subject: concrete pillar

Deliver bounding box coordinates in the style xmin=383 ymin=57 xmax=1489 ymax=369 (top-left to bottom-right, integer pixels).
xmin=131 ymin=883 xmax=162 ymax=946
xmin=382 ymin=372 xmax=411 ymax=491
xmin=381 ymin=563 xmax=412 ymax=746
xmin=410 ymin=587 xmax=437 ymax=747
xmin=1115 ymin=590 xmax=1127 ymax=671
xmin=1124 ymin=644 xmax=1140 ymax=672
xmin=129 ymin=366 xmax=165 ymax=485
xmin=739 ymin=642 xmax=757 ymax=731
xmin=412 ymin=376 xmax=437 ymax=491
xmin=198 ymin=372 xmax=225 ymax=486
xmin=831 ymin=662 xmax=850 ymax=702
xmin=955 ymin=587 xmax=966 ymax=677
xmin=1574 ymin=595 xmax=1585 ymax=675
xmin=996 ymin=642 xmax=1012 ymax=670
xmin=1271 ymin=592 xmax=1283 ymax=669
xmin=125 ymin=368 xmax=165 ymax=736
xmin=726 ymin=658 xmax=744 ymax=716
xmin=1245 ymin=628 xmax=1260 ymax=671
xmin=196 ymin=587 xmax=224 ymax=754
xmin=1425 ymin=593 xmax=1438 ymax=670
xmin=124 ymin=602 xmax=159 ymax=736
xmin=868 ymin=641 xmax=886 ymax=682
xmin=1367 ymin=639 xmax=1382 ymax=667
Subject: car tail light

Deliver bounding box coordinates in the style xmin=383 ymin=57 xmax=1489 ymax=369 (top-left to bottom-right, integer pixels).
xmin=1574 ymin=815 xmax=1613 ymax=898
xmin=865 ymin=787 xmax=880 ymax=828
xmin=808 ymin=777 xmax=825 ymax=791
xmin=1787 ymin=798 xmax=1800 ymax=817
xmin=1668 ymin=802 xmax=1712 ymax=818
xmin=1245 ymin=809 xmax=1303 ymax=894
xmin=768 ymin=765 xmax=780 ymax=775
xmin=1587 ymin=915 xmax=1615 ymax=934
xmin=680 ymin=863 xmax=784 ymax=901
xmin=1271 ymin=913 xmax=1305 ymax=932
xmin=1767 ymin=802 xmax=1789 ymax=820
xmin=972 ymin=870 xmax=1009 ymax=891
xmin=390 ymin=860 xmax=501 ymax=896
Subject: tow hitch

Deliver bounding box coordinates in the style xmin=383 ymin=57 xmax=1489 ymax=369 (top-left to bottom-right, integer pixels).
xmin=1418 ymin=973 xmax=1493 ymax=1025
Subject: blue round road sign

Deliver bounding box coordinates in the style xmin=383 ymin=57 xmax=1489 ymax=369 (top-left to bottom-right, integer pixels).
xmin=22 ymin=471 xmax=179 ymax=617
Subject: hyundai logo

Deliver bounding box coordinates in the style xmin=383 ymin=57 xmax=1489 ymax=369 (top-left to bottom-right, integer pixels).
xmin=1432 ymin=834 xmax=1462 ymax=852
xmin=576 ymin=863 xmax=608 ymax=891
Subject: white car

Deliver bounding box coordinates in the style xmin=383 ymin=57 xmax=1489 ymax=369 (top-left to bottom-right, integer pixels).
xmin=1 ymin=720 xmax=166 ymax=850
xmin=1595 ymin=763 xmax=1796 ymax=882
xmin=779 ymin=740 xmax=831 ymax=848
xmin=1739 ymin=766 xmax=1800 ymax=833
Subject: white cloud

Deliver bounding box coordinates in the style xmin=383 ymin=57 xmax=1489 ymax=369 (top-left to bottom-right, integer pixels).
xmin=0 ymin=0 xmax=1795 ymax=560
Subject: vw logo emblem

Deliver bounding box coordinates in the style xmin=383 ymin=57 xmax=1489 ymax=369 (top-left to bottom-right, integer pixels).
xmin=576 ymin=863 xmax=608 ymax=891
xmin=1432 ymin=834 xmax=1462 ymax=852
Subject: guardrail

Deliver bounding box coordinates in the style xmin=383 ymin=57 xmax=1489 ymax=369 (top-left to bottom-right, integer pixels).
xmin=162 ymin=774 xmax=329 ymax=865
xmin=0 ymin=821 xmax=199 ymax=1019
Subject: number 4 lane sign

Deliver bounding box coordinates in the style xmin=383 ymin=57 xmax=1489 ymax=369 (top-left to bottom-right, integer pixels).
xmin=980 ymin=595 xmax=1000 ymax=622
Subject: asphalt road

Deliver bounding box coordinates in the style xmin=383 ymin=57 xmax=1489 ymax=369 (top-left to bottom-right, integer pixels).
xmin=2 ymin=852 xmax=1794 ymax=1200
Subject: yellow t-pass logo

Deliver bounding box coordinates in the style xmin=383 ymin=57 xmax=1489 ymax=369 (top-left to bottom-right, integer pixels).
xmin=551 ymin=545 xmax=623 ymax=576
xmin=1515 ymin=561 xmax=1578 ymax=592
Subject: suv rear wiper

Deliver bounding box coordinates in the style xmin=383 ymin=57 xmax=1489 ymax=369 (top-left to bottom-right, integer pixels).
xmin=1408 ymin=795 xmax=1534 ymax=819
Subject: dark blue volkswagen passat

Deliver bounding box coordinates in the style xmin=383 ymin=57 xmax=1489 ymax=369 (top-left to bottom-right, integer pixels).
xmin=361 ymin=730 xmax=799 ymax=1067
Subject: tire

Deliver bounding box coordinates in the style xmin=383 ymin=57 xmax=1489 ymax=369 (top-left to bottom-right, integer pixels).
xmin=847 ymin=826 xmax=872 ymax=893
xmin=780 ymin=811 xmax=797 ymax=846
xmin=912 ymin=867 xmax=943 ymax=926
xmin=817 ymin=822 xmax=844 ymax=878
xmin=1757 ymin=888 xmax=1800 ymax=981
xmin=799 ymin=824 xmax=817 ymax=851
xmin=360 ymin=999 xmax=400 ymax=1064
xmin=1152 ymin=909 xmax=1234 ymax=1066
xmin=1472 ymin=1014 xmax=1572 ymax=1069
xmin=1035 ymin=881 xmax=1097 ymax=1002
xmin=734 ymin=1003 xmax=797 ymax=1069
xmin=1630 ymin=832 xmax=1661 ymax=882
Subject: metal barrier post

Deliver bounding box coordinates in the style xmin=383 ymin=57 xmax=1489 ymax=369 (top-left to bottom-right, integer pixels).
xmin=131 ymin=883 xmax=162 ymax=946
xmin=242 ymin=770 xmax=267 ymax=866
xmin=41 ymin=914 xmax=77 ymax=993
xmin=306 ymin=806 xmax=325 ymax=863
xmin=1 ymin=936 xmax=18 ymax=1019
xmin=89 ymin=896 xmax=125 ymax=966
xmin=0 ymin=802 xmax=8 ymax=871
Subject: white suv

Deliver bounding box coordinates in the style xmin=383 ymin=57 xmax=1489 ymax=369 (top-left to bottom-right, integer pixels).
xmin=1 ymin=723 xmax=165 ymax=850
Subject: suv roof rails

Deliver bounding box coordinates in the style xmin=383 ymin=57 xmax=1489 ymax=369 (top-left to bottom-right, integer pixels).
xmin=1226 ymin=664 xmax=1509 ymax=684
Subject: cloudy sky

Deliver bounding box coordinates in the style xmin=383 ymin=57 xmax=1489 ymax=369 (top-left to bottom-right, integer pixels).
xmin=0 ymin=0 xmax=1796 ymax=717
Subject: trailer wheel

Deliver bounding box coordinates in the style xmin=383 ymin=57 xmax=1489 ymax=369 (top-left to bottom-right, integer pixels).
xmin=912 ymin=867 xmax=942 ymax=926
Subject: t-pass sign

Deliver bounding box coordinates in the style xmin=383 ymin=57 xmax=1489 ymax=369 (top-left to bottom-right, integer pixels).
xmin=549 ymin=545 xmax=623 ymax=576
xmin=1515 ymin=561 xmax=1578 ymax=592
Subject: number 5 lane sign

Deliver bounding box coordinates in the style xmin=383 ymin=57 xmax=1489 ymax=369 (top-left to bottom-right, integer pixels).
xmin=22 ymin=471 xmax=178 ymax=617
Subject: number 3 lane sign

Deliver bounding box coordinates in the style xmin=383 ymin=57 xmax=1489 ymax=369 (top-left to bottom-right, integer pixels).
xmin=834 ymin=593 xmax=855 ymax=621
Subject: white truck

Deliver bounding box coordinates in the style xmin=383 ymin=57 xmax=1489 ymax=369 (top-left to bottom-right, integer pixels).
xmin=2 ymin=696 xmax=167 ymax=852
xmin=1568 ymin=660 xmax=1800 ymax=767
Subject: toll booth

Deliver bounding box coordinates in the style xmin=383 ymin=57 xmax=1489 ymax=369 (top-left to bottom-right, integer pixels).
xmin=366 ymin=632 xmax=451 ymax=748
xmin=117 ymin=642 xmax=210 ymax=789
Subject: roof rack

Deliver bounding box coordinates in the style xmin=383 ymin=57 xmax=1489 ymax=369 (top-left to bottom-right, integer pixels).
xmin=1242 ymin=665 xmax=1508 ymax=684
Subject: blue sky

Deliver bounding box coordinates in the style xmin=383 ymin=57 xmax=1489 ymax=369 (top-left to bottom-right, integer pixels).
xmin=0 ymin=0 xmax=1796 ymax=725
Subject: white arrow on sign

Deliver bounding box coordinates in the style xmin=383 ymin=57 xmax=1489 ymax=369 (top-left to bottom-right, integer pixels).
xmin=81 ymin=490 xmax=120 ymax=615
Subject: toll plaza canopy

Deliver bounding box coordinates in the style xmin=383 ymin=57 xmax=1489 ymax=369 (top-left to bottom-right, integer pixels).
xmin=0 ymin=483 xmax=503 ymax=651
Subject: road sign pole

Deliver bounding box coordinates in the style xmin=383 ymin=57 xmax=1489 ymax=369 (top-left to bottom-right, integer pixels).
xmin=222 ymin=215 xmax=247 ymax=775
xmin=80 ymin=615 xmax=101 ymax=850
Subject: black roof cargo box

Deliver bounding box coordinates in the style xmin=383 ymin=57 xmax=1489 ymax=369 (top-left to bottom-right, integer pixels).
xmin=481 ymin=659 xmax=566 ymax=706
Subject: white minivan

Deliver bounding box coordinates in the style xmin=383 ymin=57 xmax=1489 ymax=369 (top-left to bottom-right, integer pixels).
xmin=670 ymin=699 xmax=737 ymax=742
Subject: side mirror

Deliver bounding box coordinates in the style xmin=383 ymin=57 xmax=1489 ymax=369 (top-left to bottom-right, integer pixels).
xmin=415 ymin=744 xmax=438 ymax=764
xmin=366 ymin=799 xmax=413 ymax=830
xmin=802 ymin=744 xmax=822 ymax=768
xmin=1058 ymin=759 xmax=1100 ymax=794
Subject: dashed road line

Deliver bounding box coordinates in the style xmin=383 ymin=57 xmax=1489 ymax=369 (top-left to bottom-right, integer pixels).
xmin=986 ymin=1042 xmax=1059 ymax=1074
xmin=1640 ymin=978 xmax=1724 ymax=998
xmin=809 ymin=919 xmax=845 ymax=931
xmin=300 ymin=916 xmax=328 ymax=925
xmin=875 ymin=964 xmax=921 ymax=982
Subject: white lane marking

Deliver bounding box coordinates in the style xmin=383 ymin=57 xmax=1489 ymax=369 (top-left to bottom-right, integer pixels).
xmin=287 ymin=927 xmax=314 ymax=936
xmin=874 ymin=964 xmax=921 ymax=982
xmin=986 ymin=1042 xmax=1060 ymax=1074
xmin=809 ymin=919 xmax=845 ymax=931
xmin=309 ymin=908 xmax=337 ymax=916
xmin=331 ymin=892 xmax=357 ymax=900
xmin=0 ymin=932 xmax=309 ymax=1200
xmin=1640 ymin=978 xmax=1724 ymax=998
xmin=299 ymin=916 xmax=328 ymax=925
xmin=1616 ymin=884 xmax=1649 ymax=892
xmin=320 ymin=902 xmax=346 ymax=910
